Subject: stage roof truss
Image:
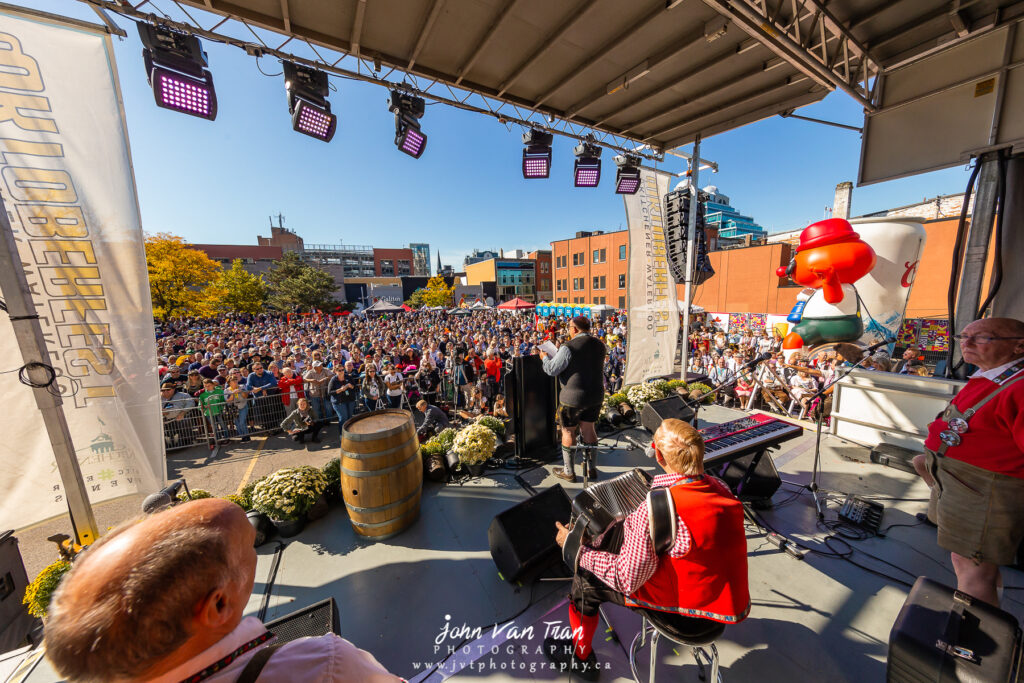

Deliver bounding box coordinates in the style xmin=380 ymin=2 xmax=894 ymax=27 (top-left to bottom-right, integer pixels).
xmin=77 ymin=0 xmax=1024 ymax=158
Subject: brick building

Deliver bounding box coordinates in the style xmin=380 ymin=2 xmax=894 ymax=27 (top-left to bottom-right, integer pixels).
xmin=528 ymin=249 xmax=553 ymax=301
xmin=191 ymin=244 xmax=284 ymax=276
xmin=551 ymin=230 xmax=629 ymax=308
xmin=464 ymin=258 xmax=538 ymax=302
xmin=373 ymin=247 xmax=415 ymax=277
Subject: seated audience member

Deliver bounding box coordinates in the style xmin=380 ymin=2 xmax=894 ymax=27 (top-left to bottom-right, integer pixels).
xmin=492 ymin=394 xmax=509 ymax=419
xmin=44 ymin=498 xmax=400 ymax=682
xmin=417 ymin=399 xmax=450 ymax=440
xmin=457 ymin=385 xmax=487 ymax=421
xmin=547 ymin=419 xmax=749 ymax=678
xmin=789 ymin=370 xmax=817 ymax=411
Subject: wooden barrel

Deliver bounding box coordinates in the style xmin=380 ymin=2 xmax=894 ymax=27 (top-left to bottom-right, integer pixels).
xmin=340 ymin=410 xmax=422 ymax=539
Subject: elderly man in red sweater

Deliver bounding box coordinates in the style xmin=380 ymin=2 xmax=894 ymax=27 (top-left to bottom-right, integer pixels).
xmin=916 ymin=317 xmax=1024 ymax=606
xmin=547 ymin=418 xmax=750 ymax=679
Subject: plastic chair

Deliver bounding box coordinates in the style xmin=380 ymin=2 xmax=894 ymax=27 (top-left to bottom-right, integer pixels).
xmin=629 ymin=610 xmax=725 ymax=683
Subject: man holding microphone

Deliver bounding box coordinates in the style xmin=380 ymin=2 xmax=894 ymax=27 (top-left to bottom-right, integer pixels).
xmin=540 ymin=316 xmax=606 ymax=482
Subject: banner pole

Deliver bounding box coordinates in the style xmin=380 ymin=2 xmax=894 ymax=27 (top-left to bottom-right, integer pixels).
xmin=0 ymin=193 xmax=100 ymax=545
xmin=679 ymin=134 xmax=701 ymax=381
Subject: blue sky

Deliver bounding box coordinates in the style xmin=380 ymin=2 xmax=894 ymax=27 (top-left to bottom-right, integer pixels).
xmin=30 ymin=0 xmax=971 ymax=269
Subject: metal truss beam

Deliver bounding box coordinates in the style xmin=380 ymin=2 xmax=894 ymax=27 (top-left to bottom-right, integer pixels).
xmin=702 ymin=0 xmax=880 ymax=111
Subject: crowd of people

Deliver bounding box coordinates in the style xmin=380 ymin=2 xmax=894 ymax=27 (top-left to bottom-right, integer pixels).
xmin=156 ymin=309 xmax=629 ymax=448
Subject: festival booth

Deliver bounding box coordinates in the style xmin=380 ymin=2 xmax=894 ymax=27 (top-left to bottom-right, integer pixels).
xmin=363 ymin=300 xmax=404 ymax=316
xmin=496 ymin=297 xmax=534 ymax=311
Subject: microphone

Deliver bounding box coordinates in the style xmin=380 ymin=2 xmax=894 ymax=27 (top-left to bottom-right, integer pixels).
xmin=142 ymin=479 xmax=185 ymax=514
xmin=624 ymin=435 xmax=656 ymax=458
xmin=834 ymin=337 xmax=896 ymax=363
xmin=740 ymin=352 xmax=772 ymax=371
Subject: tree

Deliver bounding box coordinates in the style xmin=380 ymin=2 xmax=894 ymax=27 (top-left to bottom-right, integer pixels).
xmin=405 ymin=288 xmax=427 ymax=309
xmin=264 ymin=251 xmax=338 ymax=312
xmin=214 ymin=260 xmax=267 ymax=314
xmin=144 ymin=233 xmax=222 ymax=321
xmin=420 ymin=276 xmax=455 ymax=308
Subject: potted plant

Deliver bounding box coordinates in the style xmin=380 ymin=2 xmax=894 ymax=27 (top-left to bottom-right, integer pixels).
xmin=626 ymin=382 xmax=664 ymax=411
xmin=686 ymin=382 xmax=716 ymax=404
xmin=452 ymin=422 xmax=497 ymax=477
xmin=23 ymin=560 xmax=72 ymax=619
xmin=238 ymin=477 xmax=273 ymax=546
xmin=666 ymin=379 xmax=688 ymax=396
xmin=475 ymin=415 xmax=505 ymax=439
xmin=251 ymin=466 xmax=328 ymax=537
xmin=176 ymin=488 xmax=213 ymax=502
xmin=321 ymin=458 xmax=342 ymax=503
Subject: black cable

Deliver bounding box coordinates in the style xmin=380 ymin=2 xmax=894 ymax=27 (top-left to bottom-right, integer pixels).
xmin=974 ymin=149 xmax=1007 ymax=318
xmin=945 ymin=158 xmax=982 ymax=376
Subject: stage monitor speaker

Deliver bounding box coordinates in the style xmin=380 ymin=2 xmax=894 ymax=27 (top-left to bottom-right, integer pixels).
xmin=508 ymin=355 xmax=557 ymax=460
xmin=717 ymin=451 xmax=781 ymax=504
xmin=641 ymin=395 xmax=696 ymax=433
xmin=0 ymin=531 xmax=38 ymax=654
xmin=488 ymin=485 xmax=571 ymax=583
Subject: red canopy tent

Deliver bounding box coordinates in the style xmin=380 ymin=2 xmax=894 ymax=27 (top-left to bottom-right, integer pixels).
xmin=401 ymin=304 xmax=413 ymax=312
xmin=497 ymin=298 xmax=535 ymax=310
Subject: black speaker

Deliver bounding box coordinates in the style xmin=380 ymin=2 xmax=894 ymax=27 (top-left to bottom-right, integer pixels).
xmin=488 ymin=485 xmax=571 ymax=583
xmin=640 ymin=395 xmax=695 ymax=433
xmin=508 ymin=355 xmax=557 ymax=460
xmin=717 ymin=451 xmax=781 ymax=504
xmin=0 ymin=531 xmax=38 ymax=654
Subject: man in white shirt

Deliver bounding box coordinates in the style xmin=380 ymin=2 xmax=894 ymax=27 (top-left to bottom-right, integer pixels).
xmin=383 ymin=364 xmax=405 ymax=409
xmin=44 ymin=499 xmax=399 ymax=683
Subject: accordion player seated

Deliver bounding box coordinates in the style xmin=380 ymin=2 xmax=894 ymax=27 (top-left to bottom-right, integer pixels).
xmin=547 ymin=418 xmax=751 ymax=680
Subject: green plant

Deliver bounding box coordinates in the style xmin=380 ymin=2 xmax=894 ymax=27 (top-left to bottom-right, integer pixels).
xmin=452 ymin=423 xmax=497 ymax=465
xmin=606 ymin=392 xmax=628 ymax=408
xmin=322 ymin=458 xmax=341 ymax=490
xmin=239 ymin=476 xmax=266 ymax=510
xmin=224 ymin=494 xmax=247 ymax=510
xmin=23 ymin=560 xmax=72 ymax=619
xmin=687 ymin=382 xmax=716 ymax=404
xmin=251 ymin=466 xmax=328 ymax=521
xmin=476 ymin=415 xmax=505 ymax=438
xmin=177 ymin=488 xmax=213 ymax=502
xmin=666 ymin=379 xmax=687 ymax=390
xmin=652 ymin=380 xmax=671 ymax=397
xmin=433 ymin=427 xmax=456 ymax=451
xmin=420 ymin=441 xmax=444 ymax=458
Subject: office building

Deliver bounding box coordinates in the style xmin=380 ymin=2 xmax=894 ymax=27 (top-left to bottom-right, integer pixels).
xmin=551 ymin=230 xmax=629 ymax=307
xmin=409 ymin=243 xmax=431 ymax=276
xmin=464 ymin=257 xmax=537 ymax=302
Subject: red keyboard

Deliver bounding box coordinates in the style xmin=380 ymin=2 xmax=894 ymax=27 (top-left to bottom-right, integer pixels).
xmin=700 ymin=413 xmax=803 ymax=466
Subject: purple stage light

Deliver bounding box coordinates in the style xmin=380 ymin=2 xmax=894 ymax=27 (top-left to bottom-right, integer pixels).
xmin=292 ymin=99 xmax=337 ymax=142
xmin=522 ymin=148 xmax=551 ymax=179
xmin=615 ymin=174 xmax=641 ymax=194
xmin=397 ymin=125 xmax=426 ymax=158
xmin=574 ymin=158 xmax=601 ymax=187
xmin=152 ymin=67 xmax=217 ymax=120
xmin=614 ymin=155 xmax=642 ymax=194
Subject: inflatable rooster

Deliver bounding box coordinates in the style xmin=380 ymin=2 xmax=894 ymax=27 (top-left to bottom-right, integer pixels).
xmin=777 ymin=218 xmax=877 ymax=360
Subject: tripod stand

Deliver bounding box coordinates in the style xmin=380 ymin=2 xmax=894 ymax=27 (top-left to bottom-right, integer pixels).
xmin=804 ymin=351 xmax=876 ymax=519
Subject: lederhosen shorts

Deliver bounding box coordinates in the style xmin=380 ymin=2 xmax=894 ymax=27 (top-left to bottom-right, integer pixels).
xmin=925 ymin=449 xmax=1024 ymax=565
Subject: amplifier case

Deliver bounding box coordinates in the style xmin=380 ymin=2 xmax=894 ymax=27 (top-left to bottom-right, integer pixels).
xmin=888 ymin=576 xmax=1023 ymax=683
xmin=488 ymin=485 xmax=572 ymax=583
xmin=640 ymin=395 xmax=695 ymax=433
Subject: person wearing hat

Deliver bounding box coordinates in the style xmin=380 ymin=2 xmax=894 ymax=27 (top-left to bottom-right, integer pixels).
xmin=541 ymin=316 xmax=607 ymax=482
xmin=302 ymin=360 xmax=331 ymax=424
xmin=776 ymin=218 xmax=876 ymax=360
xmin=161 ymin=382 xmax=196 ymax=448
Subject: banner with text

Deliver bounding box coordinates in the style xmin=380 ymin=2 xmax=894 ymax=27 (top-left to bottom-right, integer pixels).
xmin=0 ymin=10 xmax=164 ymax=530
xmin=623 ymin=170 xmax=674 ymax=385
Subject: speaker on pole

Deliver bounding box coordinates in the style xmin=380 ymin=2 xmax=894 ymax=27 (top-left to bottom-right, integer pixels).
xmin=488 ymin=485 xmax=571 ymax=583
xmin=640 ymin=395 xmax=696 ymax=433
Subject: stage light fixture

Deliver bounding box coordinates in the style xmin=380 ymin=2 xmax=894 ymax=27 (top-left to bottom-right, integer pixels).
xmin=284 ymin=62 xmax=336 ymax=142
xmin=614 ymin=154 xmax=642 ymax=194
xmin=522 ymin=129 xmax=553 ymax=179
xmin=573 ymin=139 xmax=602 ymax=187
xmin=388 ymin=91 xmax=427 ymax=158
xmin=138 ymin=23 xmax=217 ymax=120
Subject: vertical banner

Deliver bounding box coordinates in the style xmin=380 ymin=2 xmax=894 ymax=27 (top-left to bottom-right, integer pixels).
xmin=0 ymin=10 xmax=164 ymax=530
xmin=623 ymin=170 xmax=674 ymax=385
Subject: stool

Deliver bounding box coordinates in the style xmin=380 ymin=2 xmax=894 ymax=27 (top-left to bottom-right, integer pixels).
xmin=629 ymin=610 xmax=725 ymax=683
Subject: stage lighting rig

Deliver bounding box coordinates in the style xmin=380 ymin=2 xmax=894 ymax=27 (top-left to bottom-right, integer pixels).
xmin=138 ymin=23 xmax=217 ymax=120
xmin=284 ymin=62 xmax=337 ymax=142
xmin=388 ymin=91 xmax=427 ymax=158
xmin=573 ymin=138 xmax=602 ymax=187
xmin=614 ymin=154 xmax=642 ymax=194
xmin=522 ymin=128 xmax=553 ymax=179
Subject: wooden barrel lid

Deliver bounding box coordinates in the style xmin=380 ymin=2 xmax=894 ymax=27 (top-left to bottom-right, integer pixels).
xmin=343 ymin=410 xmax=412 ymax=441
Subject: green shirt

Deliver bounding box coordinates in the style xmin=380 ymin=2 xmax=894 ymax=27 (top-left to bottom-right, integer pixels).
xmin=199 ymin=387 xmax=226 ymax=416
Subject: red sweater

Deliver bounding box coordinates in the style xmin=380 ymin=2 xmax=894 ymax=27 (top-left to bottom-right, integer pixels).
xmin=625 ymin=477 xmax=750 ymax=623
xmin=924 ymin=367 xmax=1024 ymax=478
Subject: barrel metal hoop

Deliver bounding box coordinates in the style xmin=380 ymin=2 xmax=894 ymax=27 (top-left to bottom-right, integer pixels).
xmin=348 ymin=504 xmax=420 ymax=529
xmin=341 ymin=451 xmax=420 ymax=478
xmin=345 ymin=484 xmax=422 ymax=514
xmin=341 ymin=434 xmax=417 ymax=460
xmin=342 ymin=411 xmax=412 ymax=441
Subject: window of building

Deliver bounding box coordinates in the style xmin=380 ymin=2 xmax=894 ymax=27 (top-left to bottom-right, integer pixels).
xmin=619 ymin=245 xmax=627 ymax=260
xmin=592 ymin=275 xmax=606 ymax=290
xmin=380 ymin=259 xmax=394 ymax=276
xmin=540 ymin=262 xmax=550 ymax=273
xmin=618 ymin=296 xmax=626 ymax=309
xmin=593 ymin=248 xmax=606 ymax=264
xmin=618 ymin=274 xmax=626 ymax=289
xmin=397 ymin=260 xmax=411 ymax=275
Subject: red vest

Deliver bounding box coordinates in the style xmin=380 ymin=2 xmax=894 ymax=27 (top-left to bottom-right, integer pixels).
xmin=626 ymin=477 xmax=751 ymax=623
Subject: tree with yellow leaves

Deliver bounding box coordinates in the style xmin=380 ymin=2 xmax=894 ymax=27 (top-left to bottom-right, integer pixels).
xmin=419 ymin=276 xmax=455 ymax=308
xmin=144 ymin=233 xmax=222 ymax=321
xmin=214 ymin=259 xmax=267 ymax=315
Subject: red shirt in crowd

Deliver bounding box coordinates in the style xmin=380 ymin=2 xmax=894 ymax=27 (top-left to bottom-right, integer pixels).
xmin=924 ymin=361 xmax=1024 ymax=478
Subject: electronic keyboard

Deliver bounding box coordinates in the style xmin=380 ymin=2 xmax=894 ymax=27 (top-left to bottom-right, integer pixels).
xmin=700 ymin=413 xmax=803 ymax=466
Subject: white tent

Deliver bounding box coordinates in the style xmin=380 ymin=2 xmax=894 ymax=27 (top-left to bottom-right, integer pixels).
xmin=364 ymin=300 xmax=404 ymax=314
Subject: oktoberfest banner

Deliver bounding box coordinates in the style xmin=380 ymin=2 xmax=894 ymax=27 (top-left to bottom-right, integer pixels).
xmin=0 ymin=10 xmax=164 ymax=530
xmin=623 ymin=170 xmax=675 ymax=385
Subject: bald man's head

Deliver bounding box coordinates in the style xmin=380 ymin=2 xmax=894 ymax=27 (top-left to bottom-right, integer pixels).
xmin=45 ymin=499 xmax=256 ymax=682
xmin=959 ymin=317 xmax=1024 ymax=370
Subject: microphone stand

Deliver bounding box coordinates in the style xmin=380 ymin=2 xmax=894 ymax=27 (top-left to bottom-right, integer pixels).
xmin=805 ymin=351 xmax=877 ymax=520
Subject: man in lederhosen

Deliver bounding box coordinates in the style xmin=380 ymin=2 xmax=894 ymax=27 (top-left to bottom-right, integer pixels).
xmin=912 ymin=317 xmax=1024 ymax=606
xmin=541 ymin=316 xmax=606 ymax=482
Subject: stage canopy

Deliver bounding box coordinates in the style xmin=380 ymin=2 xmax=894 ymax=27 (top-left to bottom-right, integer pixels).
xmin=117 ymin=0 xmax=1022 ymax=155
xmin=497 ymin=297 xmax=535 ymax=310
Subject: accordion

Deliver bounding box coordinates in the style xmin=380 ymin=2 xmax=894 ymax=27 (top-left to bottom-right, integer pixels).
xmin=562 ymin=469 xmax=677 ymax=569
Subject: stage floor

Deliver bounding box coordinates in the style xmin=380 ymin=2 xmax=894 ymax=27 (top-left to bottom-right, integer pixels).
xmin=236 ymin=405 xmax=1024 ymax=682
